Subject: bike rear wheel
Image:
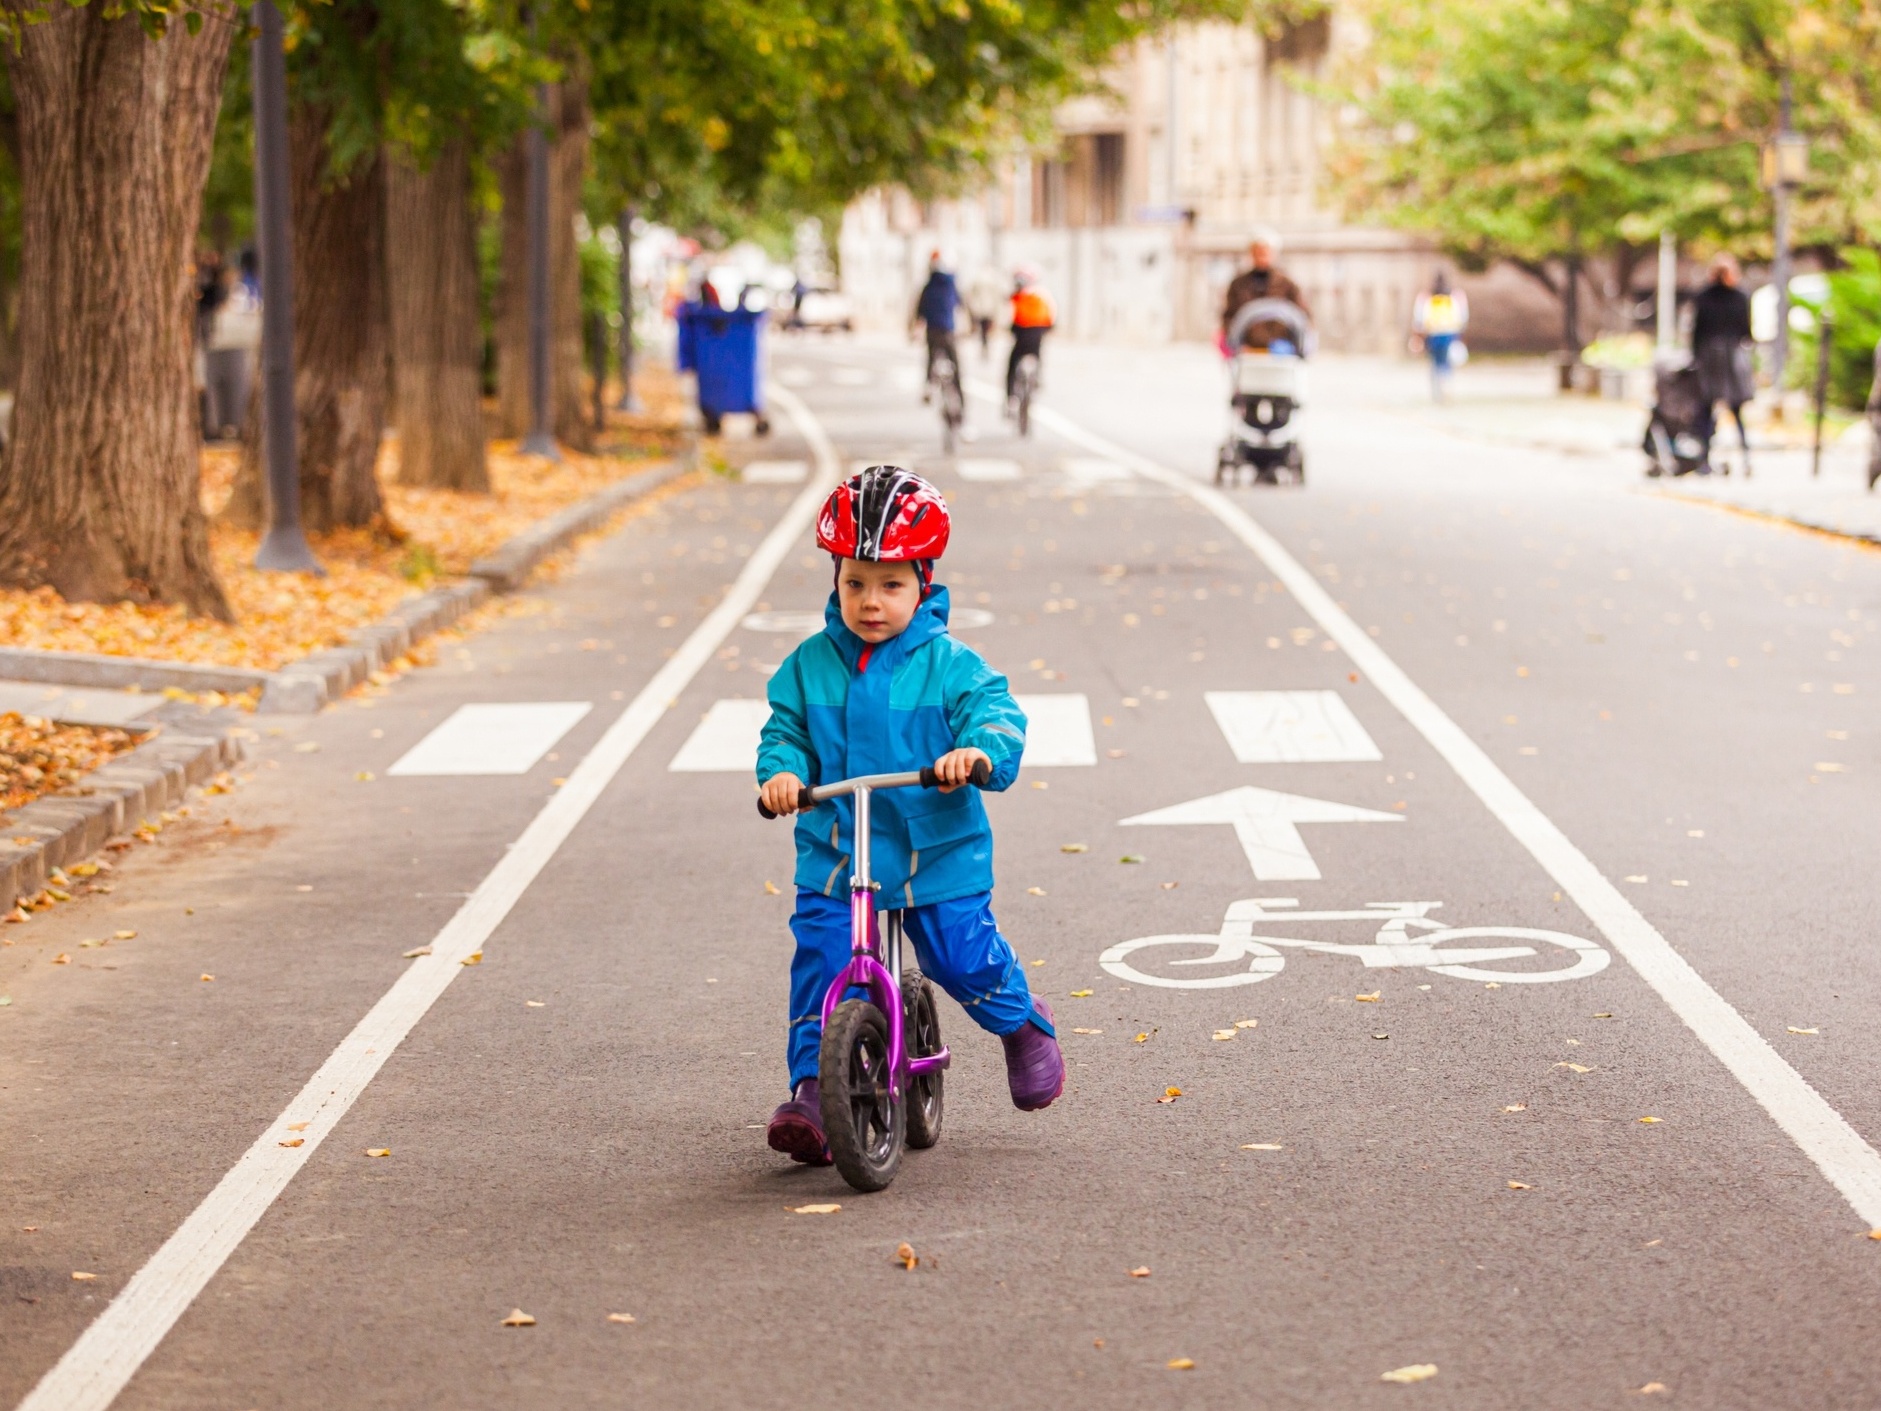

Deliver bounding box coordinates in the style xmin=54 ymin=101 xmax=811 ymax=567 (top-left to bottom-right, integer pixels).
xmin=902 ymin=972 xmax=944 ymax=1149
xmin=819 ymin=999 xmax=904 ymax=1191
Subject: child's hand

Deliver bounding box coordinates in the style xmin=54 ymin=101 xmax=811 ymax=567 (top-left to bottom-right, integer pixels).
xmin=932 ymin=747 xmax=991 ymax=793
xmin=761 ymin=772 xmax=806 ymax=816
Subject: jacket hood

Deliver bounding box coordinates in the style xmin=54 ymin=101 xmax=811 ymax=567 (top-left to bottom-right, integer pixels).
xmin=823 ymin=585 xmax=950 ymax=669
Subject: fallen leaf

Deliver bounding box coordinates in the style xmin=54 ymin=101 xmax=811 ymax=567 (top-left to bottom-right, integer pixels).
xmin=1128 ymin=1266 xmax=1151 ymax=1278
xmin=51 ymin=953 xmax=69 ymax=965
xmin=278 ymin=1138 xmax=304 ymax=1148
xmin=365 ymin=1148 xmax=390 ymax=1158
xmin=1638 ymin=1116 xmax=1663 ymax=1124
xmin=1787 ymin=1026 xmax=1819 ymax=1035
xmin=1637 ymin=1384 xmax=1667 ymax=1396
xmin=791 ymin=1203 xmax=841 ymax=1215
xmin=1626 ymin=875 xmax=1648 ymax=883
xmin=1356 ymin=991 xmax=1381 ymax=1002
xmin=1594 ymin=1012 xmax=1613 ymax=1019
xmin=200 ymin=973 xmax=215 ymax=982
xmin=1157 ymin=1086 xmax=1182 ymax=1103
xmin=1507 ymin=1180 xmax=1532 ymax=1190
xmin=1371 ymin=1032 xmax=1389 ymax=1040
xmin=1134 ymin=1032 xmax=1149 ymax=1044
xmin=501 ymin=1309 xmax=536 ymax=1327
xmin=763 ymin=880 xmax=780 ymax=895
xmin=607 ymin=1313 xmax=636 ymax=1324
xmin=1380 ymin=1364 xmax=1438 ymax=1385
xmin=526 ymin=1000 xmax=546 ymax=1008
xmin=1483 ymin=982 xmax=1502 ymax=990
xmin=292 ymin=742 xmax=320 ymax=753
xmin=461 ymin=951 xmax=483 ymax=966
xmin=1071 ymin=1027 xmax=1103 ymax=1035
xmin=1060 ymin=843 xmax=1088 ymax=853
xmin=0 ymin=996 xmax=10 ymax=1007
xmin=1160 ymin=881 xmax=1179 ymax=889
xmin=19 ymin=1226 xmax=36 ymax=1232
xmin=1107 ymin=749 xmax=1127 ymax=760
xmin=1503 ymin=1104 xmax=1527 ymax=1113
xmin=1118 ymin=854 xmax=1143 ymax=864
xmin=402 ymin=946 xmax=432 ymax=958
xmin=1167 ymin=1358 xmax=1195 ymax=1370
xmin=71 ymin=1271 xmax=98 ymax=1282
xmin=1241 ymin=1143 xmax=1283 ymax=1151
xmin=1028 ymin=957 xmax=1046 ymax=965
xmin=1556 ymin=1062 xmax=1592 ymax=1073
xmin=286 ymin=1122 xmax=309 ymax=1131
xmin=1212 ymin=1029 xmax=1236 ymax=1041
xmin=895 ymin=1241 xmax=918 ymax=1271
xmin=1070 ymin=988 xmax=1093 ymax=998
xmin=354 ymin=771 xmax=375 ymax=782
xmin=1644 ymin=1239 xmax=1662 ymax=1247
xmin=1093 ymin=1338 xmax=1105 ymax=1348
xmin=1030 ymin=781 xmax=1048 ymax=790
xmin=1233 ymin=1018 xmax=1257 ymax=1029
xmin=1027 ymin=887 xmax=1047 ymax=896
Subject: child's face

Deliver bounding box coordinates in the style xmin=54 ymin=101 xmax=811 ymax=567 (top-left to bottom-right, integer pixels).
xmin=837 ymin=558 xmax=920 ymax=643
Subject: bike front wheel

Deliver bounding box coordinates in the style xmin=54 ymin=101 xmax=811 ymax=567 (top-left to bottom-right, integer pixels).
xmin=819 ymin=999 xmax=904 ymax=1191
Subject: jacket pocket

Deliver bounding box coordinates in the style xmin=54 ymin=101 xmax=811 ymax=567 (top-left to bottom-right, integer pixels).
xmin=905 ymin=802 xmax=980 ymax=851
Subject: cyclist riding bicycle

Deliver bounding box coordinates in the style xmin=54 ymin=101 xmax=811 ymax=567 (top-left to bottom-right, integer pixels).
xmin=1006 ymin=266 xmax=1055 ymax=418
xmin=909 ymin=251 xmax=962 ymax=405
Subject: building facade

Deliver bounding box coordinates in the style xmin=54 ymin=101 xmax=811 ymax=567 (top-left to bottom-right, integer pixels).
xmin=840 ymin=15 xmax=1558 ymax=352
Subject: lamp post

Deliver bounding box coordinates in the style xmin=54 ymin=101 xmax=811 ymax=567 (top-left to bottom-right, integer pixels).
xmin=1655 ymin=231 xmax=1677 ymax=353
xmin=615 ymin=205 xmax=642 ymax=413
xmin=250 ymin=0 xmax=322 ymax=574
xmin=518 ymin=14 xmax=559 ymax=460
xmin=1762 ymin=74 xmax=1810 ymax=396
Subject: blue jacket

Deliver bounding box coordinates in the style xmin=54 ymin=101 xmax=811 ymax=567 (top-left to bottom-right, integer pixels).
xmin=757 ymin=587 xmax=1026 ymax=908
xmin=915 ymin=272 xmax=960 ymax=332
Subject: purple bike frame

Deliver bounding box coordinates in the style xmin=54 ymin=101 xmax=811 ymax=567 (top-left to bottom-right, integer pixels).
xmin=807 ymin=772 xmax=953 ymax=1097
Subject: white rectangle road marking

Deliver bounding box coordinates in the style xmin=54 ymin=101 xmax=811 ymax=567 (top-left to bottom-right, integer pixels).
xmin=741 ymin=460 xmax=808 ymax=484
xmin=11 ymin=383 xmax=842 ymax=1411
xmin=1205 ymin=690 xmax=1382 ymax=763
xmin=956 ymin=458 xmax=1022 ymax=482
xmin=1015 ymin=693 xmax=1095 ymax=767
xmin=669 ymin=699 xmax=772 ymax=772
xmin=667 ymin=692 xmax=1094 ymax=773
xmin=1002 ymin=382 xmax=1881 ymax=1231
xmin=385 ymin=702 xmax=593 ymax=777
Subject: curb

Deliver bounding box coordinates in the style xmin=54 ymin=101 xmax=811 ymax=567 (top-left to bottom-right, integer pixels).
xmin=0 ymin=454 xmax=690 ymax=716
xmin=1649 ymin=487 xmax=1881 ymax=550
xmin=1 ymin=723 xmax=243 ymax=908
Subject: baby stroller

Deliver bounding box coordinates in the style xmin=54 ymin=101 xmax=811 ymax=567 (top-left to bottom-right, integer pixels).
xmin=1216 ymin=298 xmax=1313 ymax=486
xmin=1643 ymin=353 xmax=1709 ymax=477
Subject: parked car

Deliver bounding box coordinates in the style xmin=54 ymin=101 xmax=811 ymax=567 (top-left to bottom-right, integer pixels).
xmin=788 ymin=287 xmax=854 ymax=333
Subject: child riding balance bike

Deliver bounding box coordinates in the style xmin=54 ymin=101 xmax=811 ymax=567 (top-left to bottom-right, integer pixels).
xmin=756 ymin=466 xmax=1064 ymax=1191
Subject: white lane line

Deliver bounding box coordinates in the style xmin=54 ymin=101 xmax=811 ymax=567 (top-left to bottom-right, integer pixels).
xmin=995 ymin=385 xmax=1881 ymax=1230
xmin=386 ymin=702 xmax=592 ymax=776
xmin=1205 ymin=690 xmax=1382 ymax=764
xmin=1015 ymin=693 xmax=1096 ymax=766
xmin=670 ymin=698 xmax=771 ymax=772
xmin=741 ymin=459 xmax=808 ymax=484
xmin=14 ymin=382 xmax=840 ymax=1411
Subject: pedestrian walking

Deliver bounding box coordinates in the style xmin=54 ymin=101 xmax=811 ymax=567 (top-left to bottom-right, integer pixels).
xmin=1221 ymin=228 xmax=1310 ymax=352
xmin=1692 ymin=254 xmax=1755 ymax=475
xmin=1410 ymin=273 xmax=1469 ymax=402
xmin=964 ymin=264 xmax=1006 ymax=360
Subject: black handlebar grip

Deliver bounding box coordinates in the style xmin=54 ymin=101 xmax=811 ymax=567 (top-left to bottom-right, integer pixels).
xmin=918 ymin=765 xmax=939 ymax=788
xmin=919 ymin=759 xmax=993 ymax=789
xmin=757 ymin=786 xmax=819 ymax=819
xmin=756 ymin=797 xmax=778 ymax=819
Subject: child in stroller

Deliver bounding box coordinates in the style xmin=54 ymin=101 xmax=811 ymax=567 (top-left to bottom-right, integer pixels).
xmin=1216 ymin=298 xmax=1313 ymax=487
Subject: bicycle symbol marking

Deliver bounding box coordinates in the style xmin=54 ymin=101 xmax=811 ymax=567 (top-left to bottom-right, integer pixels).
xmin=1098 ymin=899 xmax=1610 ymax=990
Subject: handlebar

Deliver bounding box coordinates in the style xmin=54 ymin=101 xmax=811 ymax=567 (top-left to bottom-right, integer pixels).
xmin=757 ymin=759 xmax=992 ymax=819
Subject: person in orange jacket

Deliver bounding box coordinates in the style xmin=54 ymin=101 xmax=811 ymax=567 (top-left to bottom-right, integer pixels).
xmin=1006 ymin=265 xmax=1055 ymax=414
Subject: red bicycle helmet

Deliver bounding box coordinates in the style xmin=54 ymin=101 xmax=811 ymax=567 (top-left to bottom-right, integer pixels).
xmin=816 ymin=465 xmax=950 ymax=563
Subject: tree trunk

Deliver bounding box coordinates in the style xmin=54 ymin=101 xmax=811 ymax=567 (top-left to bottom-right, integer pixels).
xmin=495 ymin=77 xmax=591 ymax=451
xmin=1563 ymin=254 xmax=1583 ymax=355
xmin=386 ymin=140 xmax=488 ymax=491
xmin=0 ymin=5 xmax=234 ymax=617
xmin=228 ymin=106 xmax=390 ymax=533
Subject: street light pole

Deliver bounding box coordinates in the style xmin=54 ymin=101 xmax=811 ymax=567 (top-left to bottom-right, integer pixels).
xmin=615 ymin=205 xmax=642 ymax=413
xmin=1766 ymin=74 xmax=1808 ymax=397
xmin=250 ymin=0 xmax=322 ymax=574
xmin=519 ymin=17 xmax=559 ymax=459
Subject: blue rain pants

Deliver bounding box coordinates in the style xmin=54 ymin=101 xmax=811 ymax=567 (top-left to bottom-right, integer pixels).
xmin=786 ymin=888 xmax=1050 ymax=1088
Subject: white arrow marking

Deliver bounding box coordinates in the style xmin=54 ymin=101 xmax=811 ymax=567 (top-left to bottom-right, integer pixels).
xmin=1120 ymin=785 xmax=1402 ymax=881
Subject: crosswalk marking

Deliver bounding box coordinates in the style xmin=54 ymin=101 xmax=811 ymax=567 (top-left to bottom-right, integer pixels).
xmin=387 ymin=702 xmax=592 ymax=777
xmin=742 ymin=460 xmax=808 ymax=483
xmin=1204 ymin=690 xmax=1382 ymax=763
xmin=955 ymin=458 xmax=1021 ymax=482
xmin=668 ymin=693 xmax=1095 ymax=773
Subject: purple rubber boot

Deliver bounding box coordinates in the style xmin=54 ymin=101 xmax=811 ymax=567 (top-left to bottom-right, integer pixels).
xmin=1002 ymin=1000 xmax=1065 ymax=1111
xmin=767 ymin=1079 xmax=832 ymax=1165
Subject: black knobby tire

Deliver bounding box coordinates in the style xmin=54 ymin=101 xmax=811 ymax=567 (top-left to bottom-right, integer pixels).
xmin=819 ymin=1000 xmax=904 ymax=1191
xmin=902 ymin=972 xmax=945 ymax=1149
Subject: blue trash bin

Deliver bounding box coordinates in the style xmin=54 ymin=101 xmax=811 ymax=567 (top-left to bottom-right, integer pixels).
xmin=676 ymin=303 xmax=768 ymax=435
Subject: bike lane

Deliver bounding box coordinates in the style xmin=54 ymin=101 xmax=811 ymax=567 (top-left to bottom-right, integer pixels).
xmin=18 ymin=341 xmax=1876 ymax=1409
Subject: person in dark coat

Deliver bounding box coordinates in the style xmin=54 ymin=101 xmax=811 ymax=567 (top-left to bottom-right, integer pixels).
xmin=1221 ymin=229 xmax=1311 ymax=351
xmin=909 ymin=251 xmax=961 ymax=402
xmin=1691 ymin=254 xmax=1754 ymax=474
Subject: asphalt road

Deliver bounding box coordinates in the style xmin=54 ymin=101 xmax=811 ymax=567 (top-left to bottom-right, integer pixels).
xmin=4 ymin=333 xmax=1879 ymax=1409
